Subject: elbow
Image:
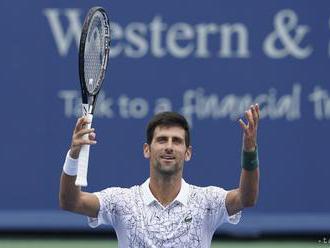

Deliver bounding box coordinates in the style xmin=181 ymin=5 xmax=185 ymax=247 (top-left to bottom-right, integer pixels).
xmin=59 ymin=195 xmax=77 ymax=212
xmin=59 ymin=201 xmax=72 ymax=211
xmin=242 ymin=196 xmax=258 ymax=208
xmin=243 ymin=199 xmax=257 ymax=208
xmin=59 ymin=199 xmax=71 ymax=211
xmin=240 ymin=188 xmax=259 ymax=208
xmin=241 ymin=191 xmax=258 ymax=208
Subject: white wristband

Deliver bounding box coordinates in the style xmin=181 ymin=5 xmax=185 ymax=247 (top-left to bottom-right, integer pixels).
xmin=63 ymin=150 xmax=78 ymax=176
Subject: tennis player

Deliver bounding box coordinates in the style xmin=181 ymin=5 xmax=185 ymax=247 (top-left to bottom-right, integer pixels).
xmin=60 ymin=104 xmax=260 ymax=247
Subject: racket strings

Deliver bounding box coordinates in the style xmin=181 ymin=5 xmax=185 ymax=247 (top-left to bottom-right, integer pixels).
xmin=84 ymin=14 xmax=105 ymax=93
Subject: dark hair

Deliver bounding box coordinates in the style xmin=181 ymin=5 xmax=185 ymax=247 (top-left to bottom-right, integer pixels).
xmin=146 ymin=112 xmax=190 ymax=147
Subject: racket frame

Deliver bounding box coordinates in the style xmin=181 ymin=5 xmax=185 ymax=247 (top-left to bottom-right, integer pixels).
xmin=75 ymin=7 xmax=110 ymax=187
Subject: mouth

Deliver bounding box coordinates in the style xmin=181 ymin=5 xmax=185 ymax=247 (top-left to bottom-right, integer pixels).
xmin=160 ymin=155 xmax=176 ymax=161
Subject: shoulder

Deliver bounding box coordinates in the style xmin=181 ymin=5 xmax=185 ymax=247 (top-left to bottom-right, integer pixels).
xmin=189 ymin=184 xmax=228 ymax=206
xmin=98 ymin=185 xmax=138 ymax=195
xmin=95 ymin=185 xmax=140 ymax=206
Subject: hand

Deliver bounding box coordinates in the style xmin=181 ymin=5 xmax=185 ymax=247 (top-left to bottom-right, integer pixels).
xmin=238 ymin=104 xmax=260 ymax=152
xmin=69 ymin=117 xmax=97 ymax=159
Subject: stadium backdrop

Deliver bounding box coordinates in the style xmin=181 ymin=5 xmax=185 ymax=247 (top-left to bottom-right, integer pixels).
xmin=1 ymin=0 xmax=329 ymax=235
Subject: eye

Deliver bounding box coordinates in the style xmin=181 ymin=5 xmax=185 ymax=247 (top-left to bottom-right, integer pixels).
xmin=173 ymin=137 xmax=183 ymax=144
xmin=156 ymin=137 xmax=167 ymax=143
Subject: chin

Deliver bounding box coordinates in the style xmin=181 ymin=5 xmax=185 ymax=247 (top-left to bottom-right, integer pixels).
xmin=158 ymin=164 xmax=182 ymax=175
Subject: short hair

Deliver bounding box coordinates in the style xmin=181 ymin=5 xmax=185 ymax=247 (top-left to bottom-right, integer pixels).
xmin=146 ymin=112 xmax=191 ymax=147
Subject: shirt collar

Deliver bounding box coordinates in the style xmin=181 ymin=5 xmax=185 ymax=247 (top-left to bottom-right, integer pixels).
xmin=141 ymin=178 xmax=189 ymax=207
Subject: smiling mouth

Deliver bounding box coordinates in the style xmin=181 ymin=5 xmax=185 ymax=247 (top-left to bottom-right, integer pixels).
xmin=160 ymin=155 xmax=175 ymax=160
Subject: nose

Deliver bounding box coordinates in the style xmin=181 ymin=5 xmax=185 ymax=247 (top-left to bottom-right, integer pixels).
xmin=164 ymin=140 xmax=174 ymax=153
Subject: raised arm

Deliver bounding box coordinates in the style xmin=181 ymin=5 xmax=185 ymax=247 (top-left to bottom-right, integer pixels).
xmin=226 ymin=104 xmax=260 ymax=216
xmin=59 ymin=117 xmax=100 ymax=218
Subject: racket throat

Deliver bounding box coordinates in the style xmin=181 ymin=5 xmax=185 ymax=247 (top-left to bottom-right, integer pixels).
xmin=82 ymin=103 xmax=93 ymax=116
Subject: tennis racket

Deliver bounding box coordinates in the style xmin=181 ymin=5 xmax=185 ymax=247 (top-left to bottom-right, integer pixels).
xmin=75 ymin=7 xmax=110 ymax=186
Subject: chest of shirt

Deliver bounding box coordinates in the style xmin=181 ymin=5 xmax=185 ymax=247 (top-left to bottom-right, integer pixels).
xmin=114 ymin=200 xmax=209 ymax=247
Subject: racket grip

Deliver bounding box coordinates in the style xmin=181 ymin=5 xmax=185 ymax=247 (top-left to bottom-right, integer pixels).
xmin=75 ymin=113 xmax=93 ymax=187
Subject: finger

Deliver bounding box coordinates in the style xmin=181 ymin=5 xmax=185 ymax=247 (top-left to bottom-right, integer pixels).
xmin=81 ymin=116 xmax=92 ymax=127
xmin=251 ymin=105 xmax=258 ymax=127
xmin=255 ymin=103 xmax=260 ymax=120
xmin=72 ymin=132 xmax=97 ymax=145
xmin=238 ymin=118 xmax=248 ymax=131
xmin=75 ymin=128 xmax=95 ymax=138
xmin=74 ymin=117 xmax=84 ymax=130
xmin=75 ymin=139 xmax=97 ymax=146
xmin=74 ymin=117 xmax=91 ymax=132
xmin=89 ymin=132 xmax=96 ymax=141
xmin=245 ymin=109 xmax=255 ymax=130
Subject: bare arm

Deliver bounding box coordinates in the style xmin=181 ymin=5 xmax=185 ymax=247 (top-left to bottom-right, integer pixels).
xmin=226 ymin=104 xmax=260 ymax=216
xmin=226 ymin=168 xmax=259 ymax=216
xmin=59 ymin=117 xmax=99 ymax=218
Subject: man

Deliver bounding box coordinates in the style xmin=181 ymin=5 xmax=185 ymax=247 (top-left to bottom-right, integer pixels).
xmin=60 ymin=104 xmax=260 ymax=247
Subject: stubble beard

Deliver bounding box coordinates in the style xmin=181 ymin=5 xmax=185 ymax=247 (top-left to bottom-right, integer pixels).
xmin=154 ymin=159 xmax=183 ymax=177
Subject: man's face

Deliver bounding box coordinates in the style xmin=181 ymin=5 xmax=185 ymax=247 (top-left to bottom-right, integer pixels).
xmin=144 ymin=126 xmax=192 ymax=176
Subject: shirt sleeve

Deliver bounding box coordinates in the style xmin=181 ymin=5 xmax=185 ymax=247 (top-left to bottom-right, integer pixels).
xmin=204 ymin=186 xmax=241 ymax=231
xmin=222 ymin=190 xmax=241 ymax=225
xmin=87 ymin=187 xmax=128 ymax=228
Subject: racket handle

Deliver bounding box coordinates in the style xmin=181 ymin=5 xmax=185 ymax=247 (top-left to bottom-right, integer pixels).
xmin=75 ymin=113 xmax=93 ymax=187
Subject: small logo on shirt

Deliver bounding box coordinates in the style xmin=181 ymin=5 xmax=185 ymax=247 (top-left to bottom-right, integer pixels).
xmin=184 ymin=216 xmax=192 ymax=223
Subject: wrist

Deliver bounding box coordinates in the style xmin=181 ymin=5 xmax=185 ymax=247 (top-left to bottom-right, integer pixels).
xmin=243 ymin=145 xmax=256 ymax=152
xmin=243 ymin=134 xmax=257 ymax=152
xmin=241 ymin=146 xmax=259 ymax=171
xmin=63 ymin=150 xmax=78 ymax=176
xmin=69 ymin=146 xmax=80 ymax=159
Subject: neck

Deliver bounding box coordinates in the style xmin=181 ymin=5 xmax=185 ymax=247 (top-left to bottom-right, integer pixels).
xmin=149 ymin=174 xmax=182 ymax=207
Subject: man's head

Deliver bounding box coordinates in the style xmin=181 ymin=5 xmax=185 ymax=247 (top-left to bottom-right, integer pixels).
xmin=146 ymin=112 xmax=190 ymax=148
xmin=144 ymin=112 xmax=192 ymax=176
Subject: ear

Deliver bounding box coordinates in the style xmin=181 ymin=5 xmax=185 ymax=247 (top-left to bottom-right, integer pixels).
xmin=184 ymin=146 xmax=192 ymax=161
xmin=143 ymin=143 xmax=150 ymax=159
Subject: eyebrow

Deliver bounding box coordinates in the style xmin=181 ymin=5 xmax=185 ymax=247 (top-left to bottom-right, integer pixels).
xmin=155 ymin=136 xmax=184 ymax=142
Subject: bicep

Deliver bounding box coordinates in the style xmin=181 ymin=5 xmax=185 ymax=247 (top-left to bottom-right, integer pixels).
xmin=225 ymin=188 xmax=244 ymax=216
xmin=75 ymin=192 xmax=100 ymax=218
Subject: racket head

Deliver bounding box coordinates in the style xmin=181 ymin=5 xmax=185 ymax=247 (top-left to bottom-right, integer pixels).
xmin=79 ymin=7 xmax=110 ymax=105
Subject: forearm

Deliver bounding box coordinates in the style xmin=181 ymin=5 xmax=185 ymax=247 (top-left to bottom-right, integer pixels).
xmin=233 ymin=103 xmax=260 ymax=210
xmin=59 ymin=172 xmax=82 ymax=211
xmin=59 ymin=150 xmax=82 ymax=211
xmin=239 ymin=168 xmax=259 ymax=207
xmin=239 ymin=138 xmax=260 ymax=207
xmin=59 ymin=162 xmax=99 ymax=217
xmin=59 ymin=118 xmax=99 ymax=217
